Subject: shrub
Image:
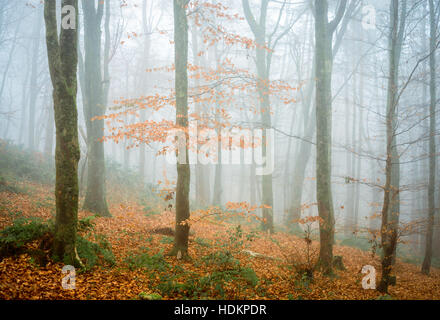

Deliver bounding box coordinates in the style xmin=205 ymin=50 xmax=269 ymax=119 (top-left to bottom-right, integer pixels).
xmin=0 ymin=217 xmax=50 ymax=259
xmin=0 ymin=215 xmax=115 ymax=270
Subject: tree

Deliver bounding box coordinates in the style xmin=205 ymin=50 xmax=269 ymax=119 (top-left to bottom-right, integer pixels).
xmin=242 ymin=0 xmax=291 ymax=234
xmin=286 ymin=0 xmax=356 ymax=232
xmin=421 ymin=0 xmax=437 ymax=275
xmin=44 ymin=0 xmax=82 ymax=266
xmin=27 ymin=9 xmax=42 ymax=151
xmin=81 ymin=0 xmax=110 ymax=217
xmin=314 ymin=0 xmax=347 ymax=275
xmin=191 ymin=19 xmax=210 ymax=206
xmin=169 ymin=0 xmax=191 ymax=258
xmin=378 ymin=0 xmax=407 ymax=293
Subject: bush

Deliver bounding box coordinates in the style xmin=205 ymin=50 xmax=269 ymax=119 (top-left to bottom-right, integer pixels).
xmin=0 ymin=217 xmax=50 ymax=259
xmin=0 ymin=216 xmax=115 ymax=270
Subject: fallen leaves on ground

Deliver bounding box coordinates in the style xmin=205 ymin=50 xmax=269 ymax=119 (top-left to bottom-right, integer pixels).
xmin=1 ymin=180 xmax=439 ymax=300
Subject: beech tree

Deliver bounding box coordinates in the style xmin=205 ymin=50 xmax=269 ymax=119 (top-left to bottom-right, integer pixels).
xmin=44 ymin=0 xmax=82 ymax=266
xmin=421 ymin=0 xmax=438 ymax=275
xmin=378 ymin=0 xmax=407 ymax=293
xmin=170 ymin=0 xmax=191 ymax=258
xmin=80 ymin=0 xmax=110 ymax=217
xmin=314 ymin=0 xmax=347 ymax=275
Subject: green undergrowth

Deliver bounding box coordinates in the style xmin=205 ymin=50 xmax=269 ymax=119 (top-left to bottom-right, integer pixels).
xmin=0 ymin=213 xmax=115 ymax=270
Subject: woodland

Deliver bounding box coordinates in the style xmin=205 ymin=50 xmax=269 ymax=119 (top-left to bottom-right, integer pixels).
xmin=0 ymin=0 xmax=440 ymax=300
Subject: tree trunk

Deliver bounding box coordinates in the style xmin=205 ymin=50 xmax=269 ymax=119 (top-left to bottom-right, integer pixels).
xmin=81 ymin=0 xmax=110 ymax=217
xmin=27 ymin=12 xmax=42 ymax=151
xmin=213 ymin=127 xmax=222 ymax=206
xmin=344 ymin=61 xmax=353 ymax=237
xmin=314 ymin=0 xmax=346 ymax=275
xmin=421 ymin=0 xmax=437 ymax=275
xmin=170 ymin=0 xmax=190 ymax=258
xmin=44 ymin=0 xmax=82 ymax=267
xmin=378 ymin=0 xmax=406 ymax=293
xmin=44 ymin=99 xmax=55 ymax=158
xmin=191 ymin=20 xmax=210 ymax=206
xmin=242 ymin=0 xmax=274 ymax=233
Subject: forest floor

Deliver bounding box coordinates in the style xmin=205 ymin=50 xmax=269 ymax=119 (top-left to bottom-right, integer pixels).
xmin=1 ymin=179 xmax=440 ymax=300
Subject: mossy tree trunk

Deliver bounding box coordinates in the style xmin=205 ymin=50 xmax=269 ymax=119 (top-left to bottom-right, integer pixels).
xmin=44 ymin=0 xmax=82 ymax=267
xmin=169 ymin=0 xmax=190 ymax=258
xmin=81 ymin=0 xmax=110 ymax=217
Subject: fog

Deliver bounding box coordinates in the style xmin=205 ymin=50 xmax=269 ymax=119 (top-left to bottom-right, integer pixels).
xmin=0 ymin=0 xmax=439 ymax=299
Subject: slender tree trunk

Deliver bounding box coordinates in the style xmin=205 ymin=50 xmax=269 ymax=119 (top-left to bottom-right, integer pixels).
xmin=287 ymin=114 xmax=315 ymax=232
xmin=170 ymin=0 xmax=190 ymax=258
xmin=28 ymin=13 xmax=42 ymax=151
xmin=344 ymin=61 xmax=353 ymax=237
xmin=242 ymin=0 xmax=274 ymax=233
xmin=191 ymin=20 xmax=210 ymax=206
xmin=213 ymin=124 xmax=222 ymax=206
xmin=139 ymin=0 xmax=152 ymax=184
xmin=354 ymin=54 xmax=364 ymax=233
xmin=18 ymin=60 xmax=30 ymax=145
xmin=378 ymin=0 xmax=406 ymax=293
xmin=421 ymin=0 xmax=437 ymax=275
xmin=44 ymin=0 xmax=82 ymax=267
xmin=314 ymin=0 xmax=346 ymax=275
xmin=81 ymin=0 xmax=110 ymax=216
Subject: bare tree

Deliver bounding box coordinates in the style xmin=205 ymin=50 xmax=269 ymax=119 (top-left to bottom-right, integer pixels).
xmin=378 ymin=0 xmax=407 ymax=293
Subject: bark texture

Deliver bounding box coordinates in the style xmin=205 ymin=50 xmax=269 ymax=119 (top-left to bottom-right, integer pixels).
xmin=170 ymin=0 xmax=191 ymax=258
xmin=314 ymin=0 xmax=347 ymax=275
xmin=44 ymin=0 xmax=82 ymax=267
